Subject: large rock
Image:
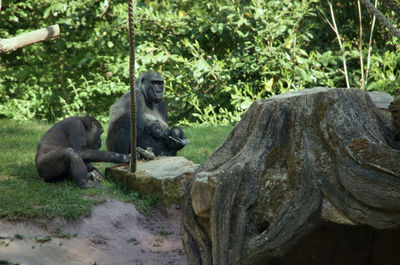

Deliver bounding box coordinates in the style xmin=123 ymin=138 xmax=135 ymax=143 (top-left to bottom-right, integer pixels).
xmin=181 ymin=87 xmax=400 ymax=265
xmin=106 ymin=156 xmax=198 ymax=205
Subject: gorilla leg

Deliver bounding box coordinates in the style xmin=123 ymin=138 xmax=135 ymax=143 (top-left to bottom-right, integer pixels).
xmin=64 ymin=148 xmax=106 ymax=188
xmin=67 ymin=148 xmax=90 ymax=188
xmin=36 ymin=148 xmax=99 ymax=188
xmin=36 ymin=147 xmax=71 ymax=182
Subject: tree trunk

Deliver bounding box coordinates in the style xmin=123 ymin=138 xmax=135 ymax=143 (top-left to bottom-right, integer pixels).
xmin=182 ymin=87 xmax=400 ymax=265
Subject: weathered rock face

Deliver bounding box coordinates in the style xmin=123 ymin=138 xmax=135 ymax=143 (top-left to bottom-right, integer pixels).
xmin=181 ymin=88 xmax=400 ymax=265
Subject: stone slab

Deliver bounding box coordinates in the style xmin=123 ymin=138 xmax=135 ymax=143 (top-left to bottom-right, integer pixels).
xmin=271 ymin=87 xmax=393 ymax=110
xmin=368 ymin=90 xmax=393 ymax=109
xmin=105 ymin=156 xmax=198 ymax=205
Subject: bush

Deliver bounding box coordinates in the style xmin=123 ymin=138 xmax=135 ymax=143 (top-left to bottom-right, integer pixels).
xmin=0 ymin=0 xmax=399 ymax=124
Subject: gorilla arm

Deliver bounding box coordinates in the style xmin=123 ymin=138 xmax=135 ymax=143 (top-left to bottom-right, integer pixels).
xmin=67 ymin=118 xmax=130 ymax=163
xmin=78 ymin=149 xmax=130 ymax=163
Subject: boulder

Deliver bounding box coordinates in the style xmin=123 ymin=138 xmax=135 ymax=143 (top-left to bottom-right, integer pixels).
xmin=181 ymin=87 xmax=400 ymax=265
xmin=106 ymin=156 xmax=198 ymax=205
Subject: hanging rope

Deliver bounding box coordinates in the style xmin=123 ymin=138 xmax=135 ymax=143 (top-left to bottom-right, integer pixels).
xmin=360 ymin=0 xmax=400 ymax=40
xmin=128 ymin=0 xmax=136 ymax=173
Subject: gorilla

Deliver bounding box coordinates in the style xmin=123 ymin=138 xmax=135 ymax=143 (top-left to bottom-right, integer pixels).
xmin=106 ymin=71 xmax=186 ymax=157
xmin=143 ymin=124 xmax=186 ymax=156
xmin=35 ymin=115 xmax=130 ymax=189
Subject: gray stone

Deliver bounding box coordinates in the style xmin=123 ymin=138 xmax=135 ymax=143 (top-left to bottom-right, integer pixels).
xmin=271 ymin=88 xmax=394 ymax=115
xmin=368 ymin=90 xmax=393 ymax=109
xmin=271 ymin=88 xmax=394 ymax=109
xmin=106 ymin=156 xmax=198 ymax=205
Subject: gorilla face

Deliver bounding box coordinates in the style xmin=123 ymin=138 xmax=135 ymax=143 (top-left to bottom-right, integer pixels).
xmin=141 ymin=71 xmax=165 ymax=103
xmin=85 ymin=118 xmax=103 ymax=150
xmin=148 ymin=79 xmax=165 ymax=103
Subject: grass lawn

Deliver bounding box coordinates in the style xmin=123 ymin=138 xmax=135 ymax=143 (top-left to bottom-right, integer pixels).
xmin=0 ymin=119 xmax=233 ymax=220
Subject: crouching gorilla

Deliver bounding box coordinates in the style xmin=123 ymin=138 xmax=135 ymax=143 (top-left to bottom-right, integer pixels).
xmin=106 ymin=71 xmax=186 ymax=156
xmin=35 ymin=116 xmax=130 ymax=189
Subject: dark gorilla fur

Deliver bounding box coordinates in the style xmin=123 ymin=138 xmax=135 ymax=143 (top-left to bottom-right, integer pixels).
xmin=106 ymin=71 xmax=186 ymax=156
xmin=147 ymin=125 xmax=186 ymax=156
xmin=35 ymin=116 xmax=130 ymax=189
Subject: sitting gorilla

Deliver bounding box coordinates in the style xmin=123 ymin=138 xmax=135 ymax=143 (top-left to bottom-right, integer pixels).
xmin=35 ymin=116 xmax=130 ymax=189
xmin=106 ymin=71 xmax=186 ymax=156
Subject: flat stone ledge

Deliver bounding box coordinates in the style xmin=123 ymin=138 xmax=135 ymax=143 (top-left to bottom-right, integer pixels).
xmin=271 ymin=88 xmax=393 ymax=108
xmin=105 ymin=156 xmax=198 ymax=206
xmin=368 ymin=90 xmax=393 ymax=110
xmin=271 ymin=88 xmax=393 ymax=117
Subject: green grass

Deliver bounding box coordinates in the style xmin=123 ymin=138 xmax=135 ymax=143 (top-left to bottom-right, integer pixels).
xmin=0 ymin=119 xmax=233 ymax=220
xmin=0 ymin=260 xmax=20 ymax=265
xmin=178 ymin=124 xmax=233 ymax=164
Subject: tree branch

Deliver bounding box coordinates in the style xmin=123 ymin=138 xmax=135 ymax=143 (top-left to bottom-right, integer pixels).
xmin=360 ymin=0 xmax=400 ymax=40
xmin=0 ymin=24 xmax=60 ymax=53
xmin=327 ymin=0 xmax=350 ymax=88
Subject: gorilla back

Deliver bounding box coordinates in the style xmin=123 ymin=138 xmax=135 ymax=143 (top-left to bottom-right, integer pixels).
xmin=106 ymin=71 xmax=186 ymax=156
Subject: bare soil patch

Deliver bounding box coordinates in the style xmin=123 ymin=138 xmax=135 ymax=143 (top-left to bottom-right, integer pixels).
xmin=0 ymin=200 xmax=187 ymax=265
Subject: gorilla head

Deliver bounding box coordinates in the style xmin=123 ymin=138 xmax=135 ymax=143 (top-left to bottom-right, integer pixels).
xmin=83 ymin=116 xmax=103 ymax=150
xmin=138 ymin=71 xmax=165 ymax=104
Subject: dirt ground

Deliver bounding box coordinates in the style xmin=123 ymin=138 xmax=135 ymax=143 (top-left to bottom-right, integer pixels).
xmin=0 ymin=200 xmax=187 ymax=265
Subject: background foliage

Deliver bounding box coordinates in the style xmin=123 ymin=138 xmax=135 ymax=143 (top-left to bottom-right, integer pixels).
xmin=0 ymin=0 xmax=399 ymax=124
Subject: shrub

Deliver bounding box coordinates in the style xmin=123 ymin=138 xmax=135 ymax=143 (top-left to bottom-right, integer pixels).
xmin=0 ymin=0 xmax=399 ymax=124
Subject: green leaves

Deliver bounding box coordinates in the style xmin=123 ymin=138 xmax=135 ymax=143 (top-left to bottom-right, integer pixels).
xmin=0 ymin=0 xmax=399 ymax=124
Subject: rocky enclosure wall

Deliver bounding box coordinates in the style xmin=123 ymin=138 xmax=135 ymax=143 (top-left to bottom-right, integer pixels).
xmin=181 ymin=88 xmax=400 ymax=265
